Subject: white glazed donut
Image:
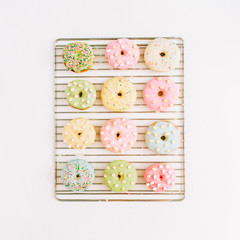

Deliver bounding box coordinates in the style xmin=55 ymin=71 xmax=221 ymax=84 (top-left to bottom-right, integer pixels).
xmin=144 ymin=38 xmax=180 ymax=72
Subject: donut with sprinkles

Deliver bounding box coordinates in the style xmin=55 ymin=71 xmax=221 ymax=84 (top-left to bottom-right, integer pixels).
xmin=104 ymin=160 xmax=137 ymax=192
xmin=144 ymin=163 xmax=176 ymax=192
xmin=100 ymin=118 xmax=138 ymax=153
xmin=145 ymin=120 xmax=180 ymax=154
xmin=105 ymin=38 xmax=140 ymax=69
xmin=101 ymin=77 xmax=136 ymax=112
xmin=144 ymin=38 xmax=180 ymax=71
xmin=62 ymin=118 xmax=96 ymax=149
xmin=61 ymin=159 xmax=95 ymax=192
xmin=143 ymin=77 xmax=179 ymax=112
xmin=62 ymin=42 xmax=94 ymax=73
xmin=65 ymin=80 xmax=96 ymax=110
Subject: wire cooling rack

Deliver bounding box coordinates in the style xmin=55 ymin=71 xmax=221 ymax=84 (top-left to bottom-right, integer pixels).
xmin=54 ymin=37 xmax=185 ymax=201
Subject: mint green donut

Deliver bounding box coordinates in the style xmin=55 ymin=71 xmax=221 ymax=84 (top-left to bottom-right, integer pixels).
xmin=104 ymin=160 xmax=137 ymax=192
xmin=65 ymin=80 xmax=96 ymax=110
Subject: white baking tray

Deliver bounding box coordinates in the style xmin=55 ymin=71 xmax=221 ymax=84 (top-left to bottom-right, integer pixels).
xmin=54 ymin=37 xmax=185 ymax=201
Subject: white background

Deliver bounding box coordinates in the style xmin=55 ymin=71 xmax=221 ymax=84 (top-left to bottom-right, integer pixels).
xmin=0 ymin=0 xmax=240 ymax=239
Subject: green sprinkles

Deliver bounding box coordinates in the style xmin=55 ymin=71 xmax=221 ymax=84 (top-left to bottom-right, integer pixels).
xmin=62 ymin=42 xmax=94 ymax=73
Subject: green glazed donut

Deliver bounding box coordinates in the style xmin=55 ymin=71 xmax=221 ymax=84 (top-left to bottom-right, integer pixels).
xmin=65 ymin=80 xmax=96 ymax=110
xmin=62 ymin=42 xmax=94 ymax=73
xmin=104 ymin=160 xmax=137 ymax=192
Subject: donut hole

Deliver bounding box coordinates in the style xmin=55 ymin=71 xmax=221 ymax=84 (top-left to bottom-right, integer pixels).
xmin=120 ymin=50 xmax=126 ymax=56
xmin=73 ymin=51 xmax=82 ymax=59
xmin=159 ymin=52 xmax=166 ymax=57
xmin=158 ymin=91 xmax=164 ymax=97
xmin=160 ymin=135 xmax=167 ymax=141
xmin=76 ymin=174 xmax=80 ymax=178
xmin=117 ymin=92 xmax=122 ymax=97
xmin=79 ymin=92 xmax=83 ymax=97
xmin=117 ymin=173 xmax=124 ymax=181
xmin=116 ymin=132 xmax=121 ymax=138
xmin=74 ymin=131 xmax=82 ymax=138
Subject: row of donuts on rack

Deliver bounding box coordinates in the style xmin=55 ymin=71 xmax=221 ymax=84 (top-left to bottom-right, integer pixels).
xmin=64 ymin=77 xmax=179 ymax=112
xmin=62 ymin=37 xmax=181 ymax=72
xmin=62 ymin=159 xmax=177 ymax=193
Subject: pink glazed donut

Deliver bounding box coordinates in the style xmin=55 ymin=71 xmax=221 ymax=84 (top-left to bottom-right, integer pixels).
xmin=105 ymin=38 xmax=140 ymax=69
xmin=144 ymin=163 xmax=176 ymax=192
xmin=100 ymin=118 xmax=138 ymax=153
xmin=143 ymin=77 xmax=179 ymax=112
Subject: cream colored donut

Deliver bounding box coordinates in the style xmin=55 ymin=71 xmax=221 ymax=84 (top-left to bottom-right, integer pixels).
xmin=144 ymin=38 xmax=180 ymax=72
xmin=62 ymin=118 xmax=96 ymax=149
xmin=101 ymin=77 xmax=136 ymax=112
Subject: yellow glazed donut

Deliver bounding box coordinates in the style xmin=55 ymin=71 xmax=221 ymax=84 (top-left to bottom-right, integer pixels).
xmin=62 ymin=118 xmax=96 ymax=149
xmin=101 ymin=77 xmax=136 ymax=112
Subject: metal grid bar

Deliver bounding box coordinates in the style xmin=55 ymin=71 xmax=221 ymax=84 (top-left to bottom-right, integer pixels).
xmin=54 ymin=37 xmax=185 ymax=201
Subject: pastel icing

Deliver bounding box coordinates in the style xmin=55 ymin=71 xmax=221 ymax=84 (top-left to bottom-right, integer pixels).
xmin=144 ymin=163 xmax=176 ymax=192
xmin=62 ymin=118 xmax=96 ymax=149
xmin=65 ymin=80 xmax=96 ymax=110
xmin=104 ymin=160 xmax=137 ymax=192
xmin=105 ymin=38 xmax=140 ymax=69
xmin=101 ymin=77 xmax=136 ymax=111
xmin=61 ymin=159 xmax=95 ymax=192
xmin=144 ymin=38 xmax=180 ymax=71
xmin=62 ymin=42 xmax=94 ymax=73
xmin=145 ymin=120 xmax=180 ymax=154
xmin=143 ymin=77 xmax=179 ymax=111
xmin=100 ymin=118 xmax=138 ymax=153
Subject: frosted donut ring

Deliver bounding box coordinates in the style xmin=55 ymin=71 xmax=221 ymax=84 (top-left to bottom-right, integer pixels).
xmin=144 ymin=163 xmax=176 ymax=192
xmin=62 ymin=42 xmax=94 ymax=73
xmin=100 ymin=118 xmax=138 ymax=153
xmin=101 ymin=77 xmax=136 ymax=112
xmin=65 ymin=80 xmax=96 ymax=110
xmin=62 ymin=118 xmax=96 ymax=149
xmin=61 ymin=159 xmax=95 ymax=192
xmin=105 ymin=38 xmax=140 ymax=69
xmin=143 ymin=77 xmax=179 ymax=111
xmin=144 ymin=38 xmax=180 ymax=71
xmin=104 ymin=160 xmax=137 ymax=192
xmin=145 ymin=120 xmax=180 ymax=154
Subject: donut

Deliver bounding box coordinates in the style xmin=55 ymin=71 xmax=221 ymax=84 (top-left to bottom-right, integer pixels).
xmin=105 ymin=38 xmax=140 ymax=69
xmin=62 ymin=42 xmax=94 ymax=73
xmin=62 ymin=118 xmax=96 ymax=149
xmin=101 ymin=77 xmax=136 ymax=111
xmin=65 ymin=80 xmax=96 ymax=110
xmin=145 ymin=120 xmax=180 ymax=154
xmin=61 ymin=159 xmax=95 ymax=192
xmin=144 ymin=163 xmax=176 ymax=192
xmin=104 ymin=160 xmax=137 ymax=192
xmin=143 ymin=77 xmax=179 ymax=111
xmin=100 ymin=118 xmax=138 ymax=153
xmin=144 ymin=38 xmax=180 ymax=71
